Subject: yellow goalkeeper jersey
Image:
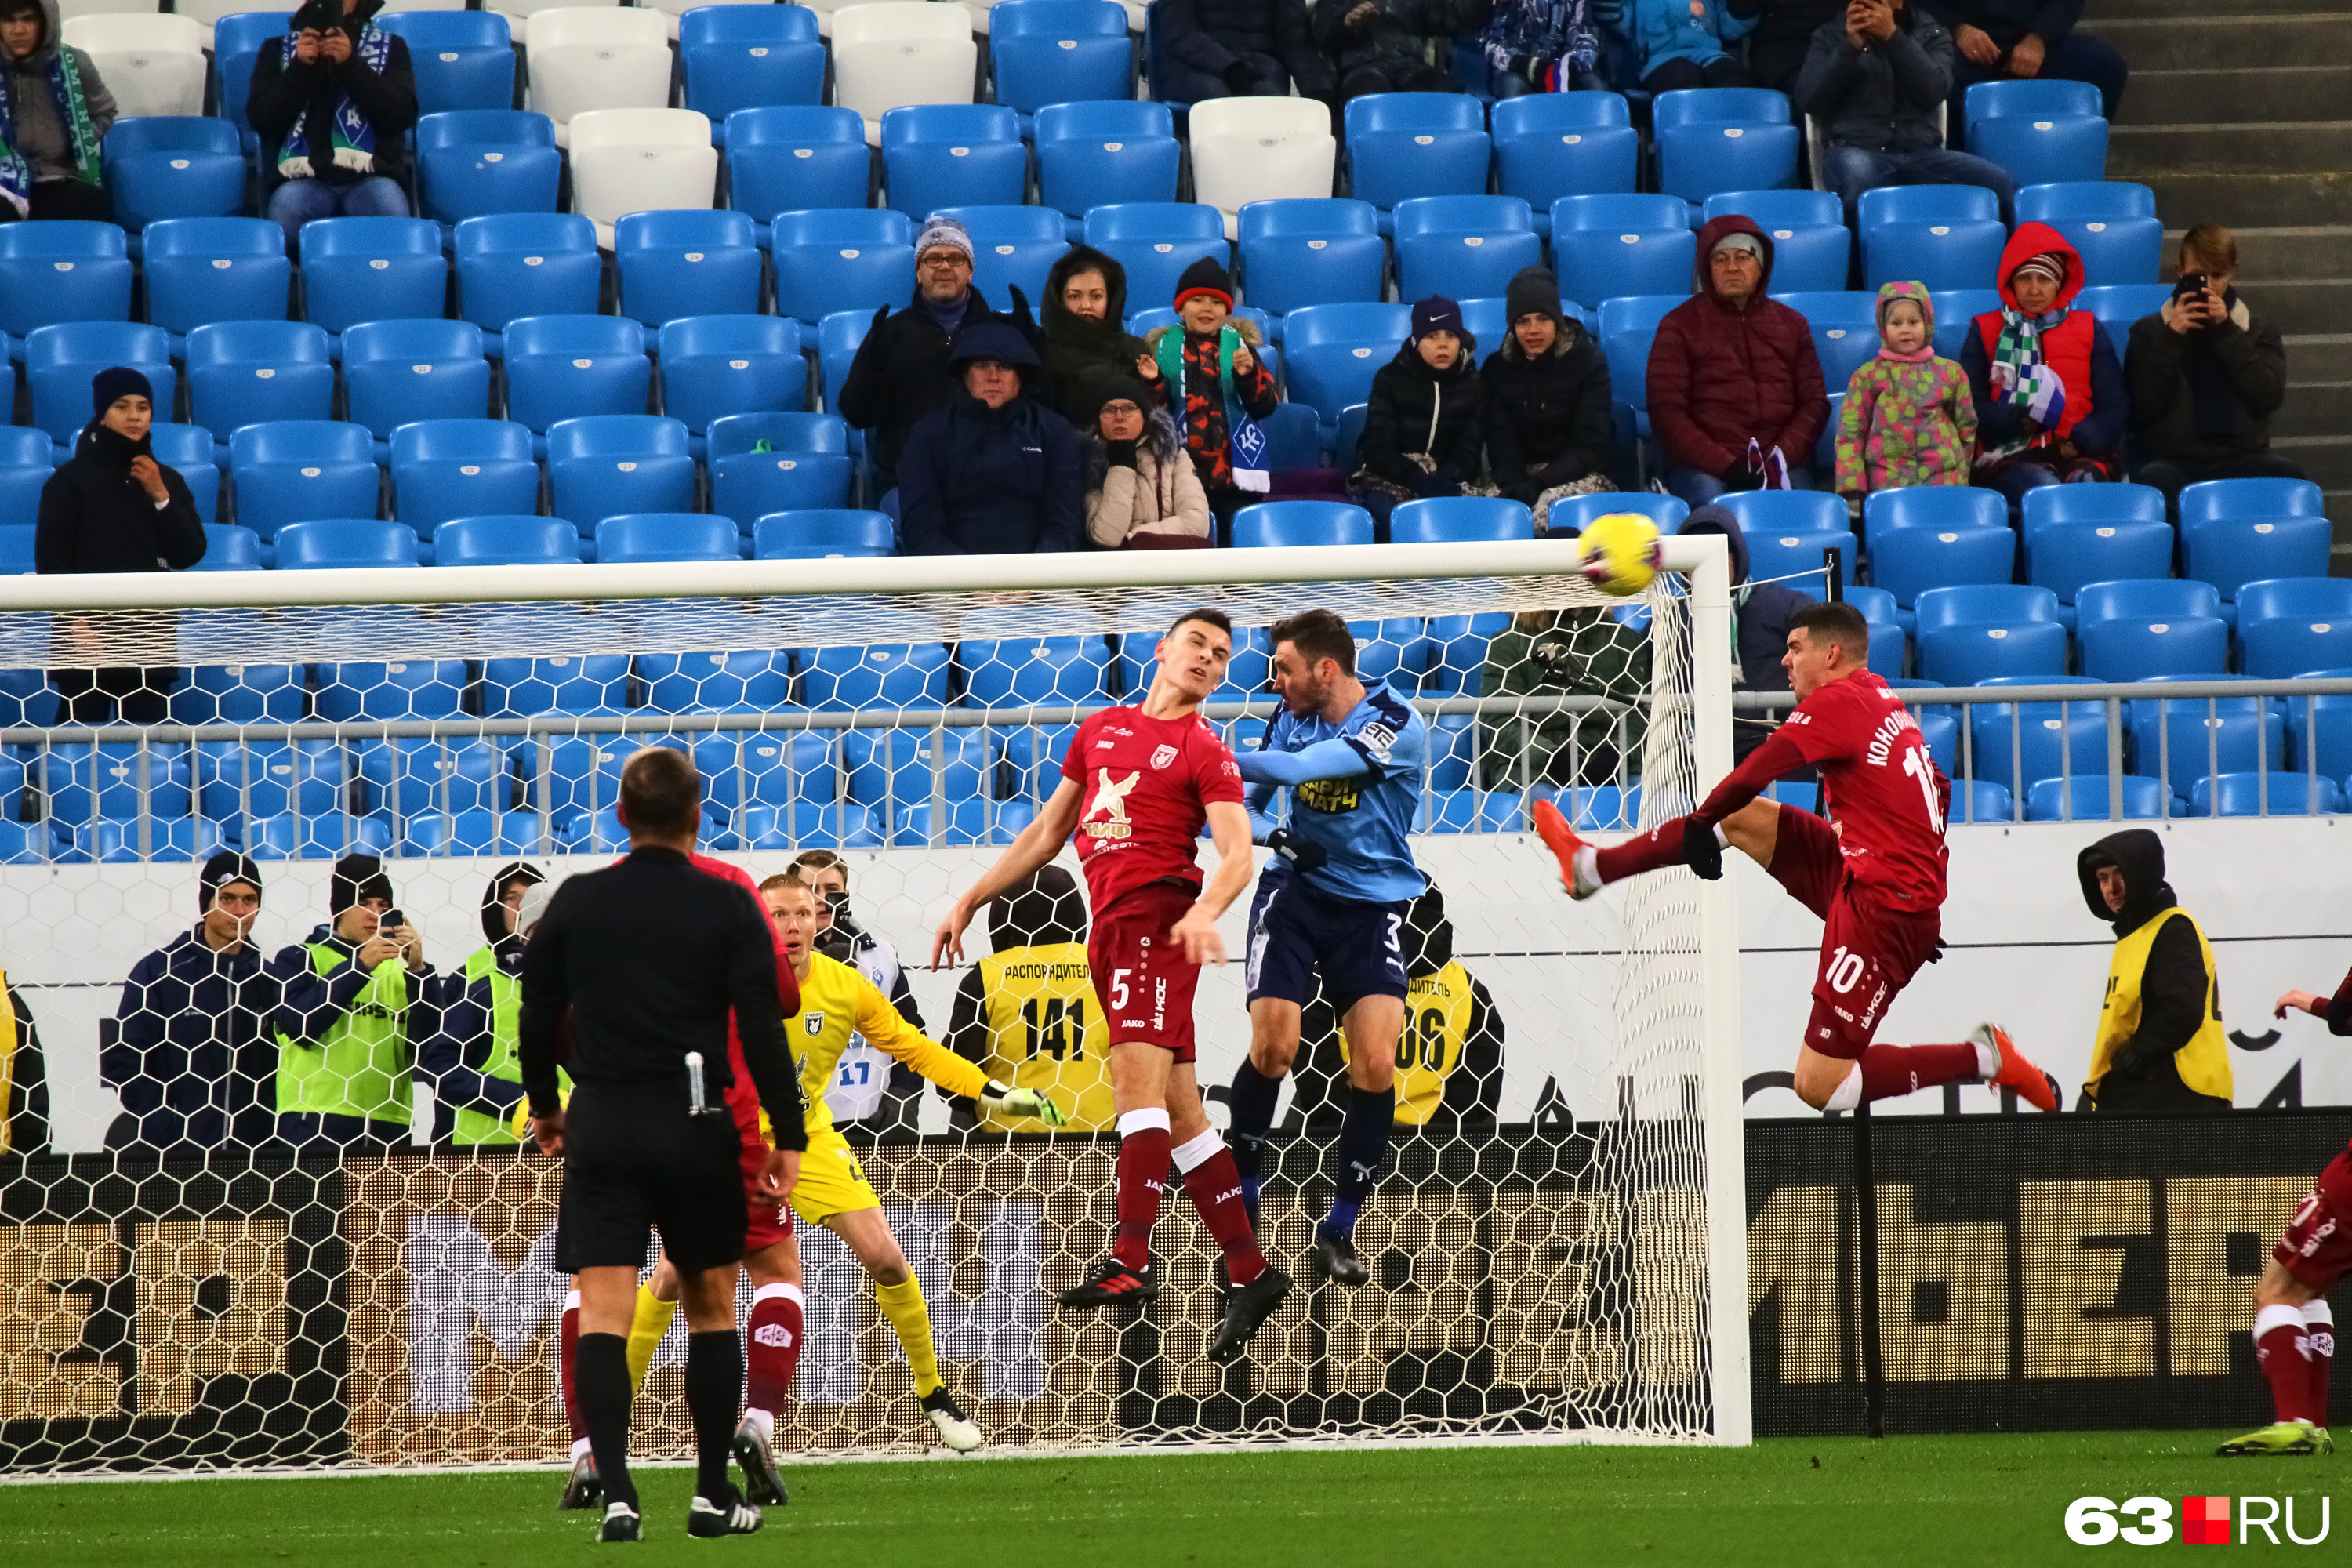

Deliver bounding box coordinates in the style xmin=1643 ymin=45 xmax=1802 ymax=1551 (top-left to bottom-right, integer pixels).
xmin=761 ymin=951 xmax=990 ymax=1143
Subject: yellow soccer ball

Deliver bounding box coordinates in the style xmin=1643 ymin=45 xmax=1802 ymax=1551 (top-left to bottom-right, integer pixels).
xmin=1574 ymin=512 xmax=1663 ymax=598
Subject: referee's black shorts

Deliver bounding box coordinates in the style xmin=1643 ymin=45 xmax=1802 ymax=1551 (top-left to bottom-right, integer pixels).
xmin=557 ymin=1084 xmax=748 ymax=1276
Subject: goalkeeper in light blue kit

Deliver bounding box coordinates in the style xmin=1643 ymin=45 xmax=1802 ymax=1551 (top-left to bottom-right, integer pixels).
xmin=1227 ymin=608 xmax=1428 ymax=1286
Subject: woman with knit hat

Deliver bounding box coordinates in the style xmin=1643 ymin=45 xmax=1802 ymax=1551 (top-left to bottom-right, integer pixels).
xmin=1138 ymin=254 xmax=1279 ymax=533
xmin=1084 ymin=374 xmax=1213 ymax=548
xmin=1959 ymin=223 xmax=2127 ymax=505
xmin=1351 ymin=295 xmax=1489 ymax=533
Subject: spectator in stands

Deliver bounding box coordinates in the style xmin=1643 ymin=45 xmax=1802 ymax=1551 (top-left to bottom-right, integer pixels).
xmin=1835 ymin=282 xmax=1976 ymax=517
xmin=1960 ymin=223 xmax=2125 ymax=503
xmin=1920 ymin=0 xmax=2127 ymax=124
xmin=1139 ymin=256 xmax=1280 ymax=530
xmin=267 ymin=853 xmax=432 ymax=1153
xmin=2126 ymin=223 xmax=2303 ymax=514
xmin=2078 ymin=828 xmax=2231 ymax=1113
xmin=1649 ymin=220 xmax=1830 ymax=506
xmin=1630 ymin=0 xmax=1756 ymax=93
xmin=1042 ymin=244 xmax=1151 ymax=430
xmin=1153 ymin=0 xmax=1338 ymax=114
xmin=945 ymin=866 xmax=1111 ymax=1133
xmin=418 ymin=862 xmax=544 ymax=1148
xmin=0 ymin=967 xmax=46 ymax=1155
xmin=105 ymin=853 xmax=272 ymax=1153
xmin=1797 ymin=0 xmax=2015 ymax=227
xmin=1482 ymin=266 xmax=1613 ymax=527
xmin=1677 ymin=503 xmax=1817 ymax=760
xmin=38 ymin=368 xmax=206 ymax=725
xmin=1352 ymin=295 xmax=1489 ymax=533
xmin=248 ymin=0 xmax=417 ymax=252
xmin=898 ymin=320 xmax=1083 ymax=557
xmin=839 ymin=214 xmax=1000 ymax=499
xmin=0 ymin=0 xmax=115 ymax=223
xmin=1087 ymin=374 xmax=1213 ymax=549
xmin=1314 ymin=0 xmax=1461 ymax=105
xmin=1482 ymin=0 xmax=1600 ymax=96
xmin=782 ymin=851 xmax=931 ymax=1140
xmin=1728 ymin=0 xmax=1842 ymax=93
xmin=1479 ymin=604 xmax=1651 ymax=786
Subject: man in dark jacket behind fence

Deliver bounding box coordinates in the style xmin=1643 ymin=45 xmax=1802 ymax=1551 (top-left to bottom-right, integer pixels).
xmin=897 ymin=321 xmax=1085 ymax=557
xmin=1154 ymin=0 xmax=1338 ymax=111
xmin=837 ymin=214 xmax=1004 ymax=498
xmin=2078 ymin=829 xmax=2233 ymax=1114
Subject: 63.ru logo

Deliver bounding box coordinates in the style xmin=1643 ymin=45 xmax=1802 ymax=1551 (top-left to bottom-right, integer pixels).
xmin=2065 ymin=1497 xmax=2332 ymax=1545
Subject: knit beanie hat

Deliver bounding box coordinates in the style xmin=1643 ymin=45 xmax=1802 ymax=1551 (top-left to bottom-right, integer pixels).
xmin=198 ymin=851 xmax=262 ymax=913
xmin=1172 ymin=254 xmax=1234 ymax=311
xmin=913 ymin=213 xmax=974 ymax=264
xmin=1504 ymin=266 xmax=1566 ymax=329
xmin=2009 ymin=250 xmax=2070 ymax=288
xmin=91 ymin=366 xmax=154 ymax=418
xmin=330 ymin=853 xmax=394 ymax=914
xmin=1410 ymin=295 xmax=1467 ymax=345
xmin=1094 ymin=372 xmax=1155 ymax=421
xmin=1711 ymin=231 xmax=1765 ymax=263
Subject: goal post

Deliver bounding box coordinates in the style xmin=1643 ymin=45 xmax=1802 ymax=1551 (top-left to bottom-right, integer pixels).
xmin=0 ymin=533 xmax=1748 ymax=1471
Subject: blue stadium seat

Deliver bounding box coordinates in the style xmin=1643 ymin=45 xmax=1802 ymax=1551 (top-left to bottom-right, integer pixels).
xmin=880 ymin=104 xmax=1027 ymax=220
xmin=818 ymin=309 xmax=872 ymax=420
xmin=2023 ymin=520 xmax=2173 ymax=623
xmin=1420 ymin=788 xmax=1526 ymax=833
xmin=1457 ymin=294 xmax=1507 ymax=350
xmin=436 ymin=514 xmax=583 ymax=567
xmin=453 ymin=214 xmax=602 ymax=349
xmin=2193 ymin=771 xmax=2343 ymax=818
xmin=1035 ymin=101 xmax=1181 ymax=227
xmin=658 ymin=314 xmax=808 ymax=442
xmin=2281 ymin=673 xmax=2352 ymax=780
xmin=1233 ymin=500 xmax=1374 ymax=547
xmin=1345 ymin=93 xmax=1490 ymax=220
xmin=2018 ymin=480 xmax=2165 ymax=536
xmin=1000 ymin=720 xmax=1080 ymax=797
xmin=638 ymin=650 xmax=793 ymax=713
xmin=1914 ymin=586 xmax=2067 ymax=684
xmin=726 ymin=107 xmax=873 ymax=233
xmin=1870 ymin=524 xmax=2016 ymax=617
xmin=729 ymin=800 xmax=884 ymax=850
xmin=1552 ymin=194 xmax=1695 ymax=310
xmin=680 ymin=3 xmax=825 ymax=143
xmin=213 ymin=11 xmax=292 ymax=162
xmin=959 ymin=610 xmax=1113 ymax=706
xmin=156 ymin=426 xmax=223 ymax=533
xmin=1083 ymin=203 xmax=1229 ymax=321
xmin=710 ymin=413 xmax=852 ymax=530
xmin=565 ymin=804 xmax=731 ymax=855
xmin=2241 ymin=583 xmax=2352 ymax=678
xmin=1388 ymin=496 xmax=1534 ymax=543
xmin=1928 ymin=288 xmax=2001 ymax=359
xmin=1348 ymin=616 xmax=1429 ymax=691
xmin=195 ymin=739 xmax=344 ymax=823
xmin=1947 ymin=779 xmax=2017 ymax=824
xmin=1778 ymin=289 xmax=1878 ymax=394
xmin=756 ymin=508 xmax=896 ymax=559
xmin=390 ymin=419 xmax=540 ymax=532
xmin=1283 ymin=303 xmax=1413 ymax=430
xmin=269 ymin=519 xmax=417 ymax=569
xmin=2027 ymin=774 xmax=2174 ymax=822
xmin=2183 ymin=514 xmax=2332 ymax=609
xmin=397 ymin=811 xmax=554 ymax=858
xmin=615 ymin=209 xmax=764 ymax=327
xmin=236 ymin=814 xmax=394 ymax=861
xmin=2235 ymin=576 xmax=2352 ymax=628
xmin=889 ymin=797 xmax=1034 ymax=848
xmin=687 ymin=730 xmax=837 ymax=812
xmin=595 ymin=513 xmax=741 ymax=564
xmin=1543 ymin=490 xmax=1687 ymax=537
xmin=141 ymin=219 xmax=290 ymax=349
xmin=2076 ymin=577 xmax=2222 ymax=626
xmin=1861 ymin=483 xmax=2006 ymax=550
xmin=1490 ymin=92 xmax=1637 ymax=226
xmin=314 ymin=656 xmax=466 ymax=721
xmin=229 ymin=422 xmax=379 ymax=540
xmin=2074 ymin=284 xmax=2172 ymax=351
xmin=501 ymin=315 xmax=652 ymax=437
xmin=1857 ymin=184 xmax=2008 ymax=292
xmin=1598 ymin=292 xmax=1682 ymax=444
xmin=1334 ymin=401 xmax=1367 ymax=471
xmin=415 ymin=111 xmax=560 ymax=240
xmin=378 ymin=10 xmax=517 ymax=118
xmin=849 ymin=728 xmax=991 ymax=811
xmin=1962 ymin=78 xmax=2102 ymax=136
xmin=1392 ymin=195 xmax=1541 ymax=303
xmin=1257 ymin=401 xmax=1323 ymax=469
xmin=1744 ymin=527 xmax=1857 ymax=591
xmin=1712 ymin=487 xmax=1849 ymax=537
xmin=1966 ymin=674 xmax=2107 ymax=796
xmin=103 ymin=118 xmax=244 ymax=234
xmin=546 ymin=416 xmax=695 ymax=533
xmin=2081 ymin=614 xmax=2230 ymax=681
xmin=2177 ymin=474 xmax=2325 ymax=528
xmin=356 ymin=737 xmax=517 ymax=818
xmin=343 ymin=319 xmax=492 ymax=443
xmin=0 ymin=221 xmax=129 ymax=340
xmin=481 ymin=654 xmax=630 ymax=715
xmin=0 ymin=428 xmax=45 ymax=529
xmin=798 ymin=633 xmax=951 ymax=711
xmin=1704 ymin=190 xmax=1848 ymax=293
xmin=1966 ymin=85 xmax=2108 ymax=188
xmin=521 ymin=735 xmax=630 ymax=819
xmin=1653 ymin=88 xmax=1799 ymax=205
xmin=0 ymin=666 xmax=60 ymax=728
xmin=0 ymin=525 xmax=35 ymax=572
xmin=770 ymin=208 xmax=916 ymax=327
xmin=185 ymin=321 xmax=335 ymax=443
xmin=298 ymin=218 xmax=448 ymax=339
xmin=2130 ymin=683 xmax=2282 ymax=791
xmin=989 ymin=0 xmax=1131 ymax=126
xmin=935 ymin=205 xmax=1068 ymax=319
xmin=2014 ymin=181 xmax=2160 ymax=285
xmin=44 ymin=740 xmax=194 ymax=827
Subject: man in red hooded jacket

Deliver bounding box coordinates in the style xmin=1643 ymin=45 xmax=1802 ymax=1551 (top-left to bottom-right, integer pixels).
xmin=1958 ymin=221 xmax=2127 ymax=507
xmin=1647 ymin=216 xmax=1831 ymax=509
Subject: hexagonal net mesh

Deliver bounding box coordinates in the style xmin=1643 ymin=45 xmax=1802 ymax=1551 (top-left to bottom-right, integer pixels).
xmin=0 ymin=550 xmax=1735 ymax=1475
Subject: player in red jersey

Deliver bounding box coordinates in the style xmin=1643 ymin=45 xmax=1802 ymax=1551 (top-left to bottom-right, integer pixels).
xmin=1533 ymin=600 xmax=2060 ymax=1116
xmin=2215 ymin=963 xmax=2352 ymax=1456
xmin=933 ymin=606 xmax=1290 ymax=1363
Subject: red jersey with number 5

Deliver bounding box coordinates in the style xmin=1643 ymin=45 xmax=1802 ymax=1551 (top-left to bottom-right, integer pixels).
xmin=1059 ymin=705 xmax=1245 ymax=912
xmin=1775 ymin=671 xmax=1951 ymax=910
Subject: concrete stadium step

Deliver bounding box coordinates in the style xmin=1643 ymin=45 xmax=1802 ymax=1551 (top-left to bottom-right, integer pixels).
xmin=2203 ymin=277 xmax=2352 ymax=335
xmin=2274 ymin=372 xmax=2352 ymax=440
xmin=2110 ymin=122 xmax=2352 ymax=180
xmin=2118 ymin=66 xmax=2352 ymax=126
xmin=2082 ymin=15 xmax=2352 ymax=71
xmin=2140 ymin=172 xmax=2352 ymax=232
xmin=2272 ymin=434 xmax=2352 ymax=488
xmin=2164 ymin=227 xmax=2352 ymax=283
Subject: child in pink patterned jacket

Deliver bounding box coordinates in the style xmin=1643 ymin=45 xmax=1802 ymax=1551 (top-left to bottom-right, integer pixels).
xmin=1834 ymin=281 xmax=1976 ymax=518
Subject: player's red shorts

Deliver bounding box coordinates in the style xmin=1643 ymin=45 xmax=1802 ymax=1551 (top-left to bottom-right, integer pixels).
xmin=1768 ymin=804 xmax=1942 ymax=1061
xmin=1087 ymin=878 xmax=1203 ymax=1063
xmin=2274 ymin=1149 xmax=2352 ymax=1291
xmin=731 ymin=1109 xmax=794 ymax=1254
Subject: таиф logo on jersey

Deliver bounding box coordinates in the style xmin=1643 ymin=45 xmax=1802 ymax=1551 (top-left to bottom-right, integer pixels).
xmin=2063 ymin=1495 xmax=2331 ymax=1545
xmin=1084 ymin=769 xmax=1137 ymax=840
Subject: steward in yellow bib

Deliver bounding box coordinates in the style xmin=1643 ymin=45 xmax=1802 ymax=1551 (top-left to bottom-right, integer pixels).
xmin=265 ymin=853 xmax=434 ymax=1152
xmin=420 ymin=862 xmax=549 ymax=1147
xmin=0 ymin=967 xmax=49 ymax=1156
xmin=945 ymin=864 xmax=1112 ymax=1132
xmin=2078 ymin=829 xmax=2232 ymax=1113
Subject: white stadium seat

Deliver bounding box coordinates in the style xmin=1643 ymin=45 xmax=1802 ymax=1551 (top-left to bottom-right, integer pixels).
xmin=1187 ymin=96 xmax=1336 ymax=240
xmin=638 ymin=0 xmax=772 ymax=42
xmin=568 ymin=107 xmax=717 ymax=249
xmin=526 ymin=6 xmax=674 ymax=150
xmin=60 ymin=13 xmax=206 ymax=119
xmin=829 ymin=2 xmax=978 ymax=147
xmin=485 ymin=0 xmax=617 ymax=49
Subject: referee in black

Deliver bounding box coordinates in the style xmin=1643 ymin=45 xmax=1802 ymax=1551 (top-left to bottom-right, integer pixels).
xmin=521 ymin=746 xmax=807 ymax=1544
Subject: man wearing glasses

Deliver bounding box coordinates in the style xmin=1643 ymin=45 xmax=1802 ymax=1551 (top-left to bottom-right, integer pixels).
xmin=837 ymin=214 xmax=1010 ymax=498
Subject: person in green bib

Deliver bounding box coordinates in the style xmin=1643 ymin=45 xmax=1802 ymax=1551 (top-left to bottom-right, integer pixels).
xmin=2078 ymin=828 xmax=2234 ymax=1114
xmin=0 ymin=0 xmax=117 ymax=225
xmin=267 ymin=853 xmax=433 ymax=1152
xmin=421 ymin=862 xmax=549 ymax=1148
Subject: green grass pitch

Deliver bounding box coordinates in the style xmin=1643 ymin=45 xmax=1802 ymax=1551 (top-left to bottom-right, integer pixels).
xmin=0 ymin=1432 xmax=2328 ymax=1568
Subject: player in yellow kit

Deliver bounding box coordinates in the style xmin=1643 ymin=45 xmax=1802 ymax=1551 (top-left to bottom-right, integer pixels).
xmin=625 ymin=869 xmax=1068 ymax=1479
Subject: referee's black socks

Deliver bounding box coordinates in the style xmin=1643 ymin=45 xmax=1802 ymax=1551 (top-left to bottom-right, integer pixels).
xmin=575 ymin=1332 xmax=640 ymax=1511
xmin=685 ymin=1329 xmax=746 ymax=1502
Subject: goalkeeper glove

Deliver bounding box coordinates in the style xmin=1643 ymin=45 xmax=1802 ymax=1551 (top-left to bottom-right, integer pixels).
xmin=980 ymin=1081 xmax=1071 ymax=1127
xmin=1684 ymin=817 xmax=1725 ymax=881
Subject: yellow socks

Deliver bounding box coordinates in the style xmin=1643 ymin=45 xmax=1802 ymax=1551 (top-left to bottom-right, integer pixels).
xmin=624 ymin=1284 xmax=679 ymax=1392
xmin=874 ymin=1276 xmax=943 ymax=1397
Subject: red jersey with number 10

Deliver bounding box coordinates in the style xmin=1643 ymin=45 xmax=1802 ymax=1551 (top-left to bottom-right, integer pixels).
xmin=1775 ymin=671 xmax=1951 ymax=909
xmin=1059 ymin=705 xmax=1245 ymax=912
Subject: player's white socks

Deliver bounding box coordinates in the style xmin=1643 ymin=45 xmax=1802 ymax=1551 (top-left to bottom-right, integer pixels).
xmin=743 ymin=1406 xmax=775 ymax=1443
xmin=1573 ymin=846 xmax=1600 ymax=887
xmin=1823 ymin=1065 xmax=1863 ymax=1112
xmin=571 ymin=1436 xmax=593 ymax=1462
xmin=1972 ymin=1038 xmax=2001 ymax=1077
xmin=1116 ymin=1107 xmax=1171 ymax=1138
xmin=1170 ymin=1128 xmax=1226 ymax=1174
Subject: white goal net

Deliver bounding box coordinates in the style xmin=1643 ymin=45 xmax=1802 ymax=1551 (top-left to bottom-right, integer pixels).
xmin=0 ymin=539 xmax=1744 ymax=1475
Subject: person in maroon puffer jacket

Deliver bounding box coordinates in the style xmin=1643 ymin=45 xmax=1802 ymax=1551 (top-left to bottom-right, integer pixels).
xmin=1647 ymin=216 xmax=1831 ymax=508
